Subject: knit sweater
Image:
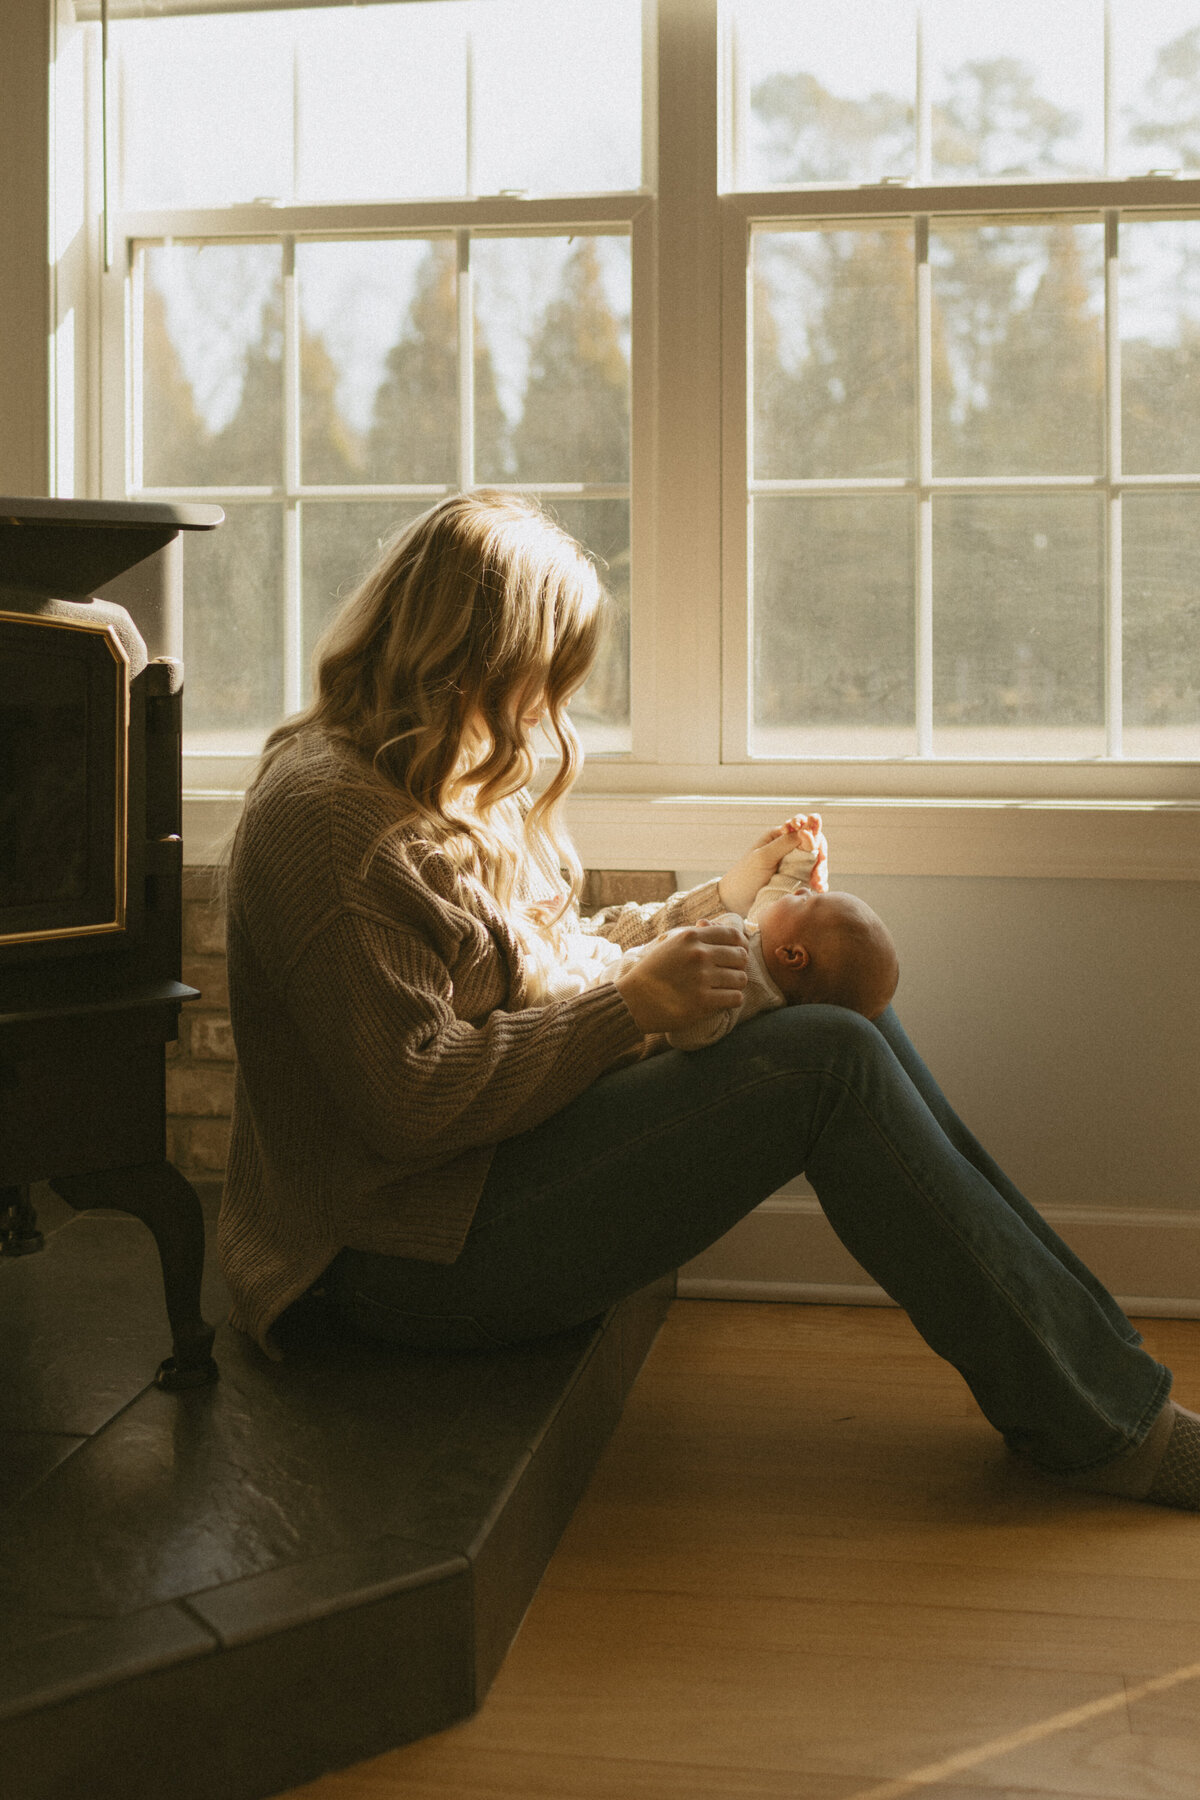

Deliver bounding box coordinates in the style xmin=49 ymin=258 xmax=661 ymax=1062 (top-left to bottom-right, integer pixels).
xmin=218 ymin=729 xmax=722 ymax=1353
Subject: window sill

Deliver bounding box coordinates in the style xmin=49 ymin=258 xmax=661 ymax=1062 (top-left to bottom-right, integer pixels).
xmin=181 ymin=788 xmax=1200 ymax=881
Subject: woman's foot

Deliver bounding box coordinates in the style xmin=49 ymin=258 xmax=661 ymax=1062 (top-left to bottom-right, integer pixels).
xmin=1145 ymin=1405 xmax=1200 ymax=1510
xmin=1066 ymin=1402 xmax=1200 ymax=1510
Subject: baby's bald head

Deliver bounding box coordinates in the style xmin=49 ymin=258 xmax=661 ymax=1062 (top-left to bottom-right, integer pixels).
xmin=756 ymin=889 xmax=898 ymax=1020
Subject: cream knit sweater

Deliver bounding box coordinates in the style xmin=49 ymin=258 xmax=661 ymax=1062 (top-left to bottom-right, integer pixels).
xmin=218 ymin=729 xmax=721 ymax=1352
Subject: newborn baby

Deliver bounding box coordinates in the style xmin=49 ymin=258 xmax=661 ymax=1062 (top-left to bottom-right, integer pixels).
xmin=663 ymin=886 xmax=898 ymax=1051
xmin=521 ymin=819 xmax=898 ymax=1050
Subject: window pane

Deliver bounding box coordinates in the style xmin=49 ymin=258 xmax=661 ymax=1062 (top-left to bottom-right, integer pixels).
xmin=297 ymin=240 xmax=457 ymax=486
xmin=549 ymin=499 xmax=631 ymax=754
xmin=116 ymin=14 xmax=294 ymax=208
xmin=1121 ymin=219 xmax=1200 ymax=475
xmin=296 ymin=7 xmax=467 ymax=203
xmin=1123 ymin=494 xmax=1200 ymax=757
xmin=117 ymin=5 xmax=470 ymax=207
xmin=182 ymin=505 xmax=283 ymax=747
xmin=926 ymin=0 xmax=1104 ymax=180
xmin=1114 ymin=0 xmax=1200 ymax=177
xmin=473 ymin=237 xmax=631 ymax=485
xmin=733 ymin=0 xmax=916 ymax=188
xmin=471 ymin=0 xmax=642 ymax=196
xmin=931 ymin=222 xmax=1104 ymax=476
xmin=751 ymin=497 xmax=916 ymax=757
xmin=301 ymin=501 xmax=429 ymax=687
xmin=933 ymin=496 xmax=1104 ymax=756
xmin=752 ymin=228 xmax=914 ymax=479
xmin=142 ymin=244 xmax=283 ymax=489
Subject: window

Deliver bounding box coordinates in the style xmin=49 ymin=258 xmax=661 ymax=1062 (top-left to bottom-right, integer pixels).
xmin=103 ymin=0 xmax=646 ymax=773
xmin=87 ymin=0 xmax=1200 ymax=822
xmin=723 ymin=0 xmax=1200 ymax=780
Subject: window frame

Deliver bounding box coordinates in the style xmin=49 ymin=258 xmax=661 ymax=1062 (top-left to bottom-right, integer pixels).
xmin=720 ymin=178 xmax=1200 ymax=802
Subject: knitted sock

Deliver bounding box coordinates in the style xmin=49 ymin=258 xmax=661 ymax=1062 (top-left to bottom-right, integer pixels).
xmin=1065 ymin=1402 xmax=1200 ymax=1509
xmin=1146 ymin=1406 xmax=1200 ymax=1511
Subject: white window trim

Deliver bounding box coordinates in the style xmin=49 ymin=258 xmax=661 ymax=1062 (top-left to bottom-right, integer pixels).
xmin=82 ymin=0 xmax=1200 ymax=879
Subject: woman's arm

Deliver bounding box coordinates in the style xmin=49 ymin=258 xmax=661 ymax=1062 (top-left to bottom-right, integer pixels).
xmin=281 ymin=906 xmax=645 ymax=1167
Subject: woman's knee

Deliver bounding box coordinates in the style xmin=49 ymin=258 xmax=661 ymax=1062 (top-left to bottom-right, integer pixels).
xmin=737 ymin=1002 xmax=888 ymax=1077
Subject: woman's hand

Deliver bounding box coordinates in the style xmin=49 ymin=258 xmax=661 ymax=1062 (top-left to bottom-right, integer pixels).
xmin=717 ymin=813 xmax=824 ymax=917
xmin=614 ymin=921 xmax=749 ymax=1035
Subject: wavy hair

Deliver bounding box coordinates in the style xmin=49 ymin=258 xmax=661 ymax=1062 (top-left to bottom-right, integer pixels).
xmin=251 ymin=489 xmax=604 ymax=954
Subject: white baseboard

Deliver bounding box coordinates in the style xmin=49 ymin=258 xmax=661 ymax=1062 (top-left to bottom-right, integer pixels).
xmin=677 ymin=1190 xmax=1200 ymax=1319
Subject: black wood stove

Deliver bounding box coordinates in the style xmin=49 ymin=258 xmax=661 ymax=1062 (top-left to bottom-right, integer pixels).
xmin=0 ymin=496 xmax=224 ymax=1388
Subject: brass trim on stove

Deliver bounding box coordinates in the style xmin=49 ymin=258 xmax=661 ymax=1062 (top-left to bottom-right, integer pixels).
xmin=0 ymin=608 xmax=130 ymax=944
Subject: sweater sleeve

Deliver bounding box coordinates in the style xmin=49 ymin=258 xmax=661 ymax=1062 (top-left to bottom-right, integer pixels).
xmin=580 ymin=878 xmax=724 ymax=951
xmin=281 ymin=906 xmax=644 ymax=1166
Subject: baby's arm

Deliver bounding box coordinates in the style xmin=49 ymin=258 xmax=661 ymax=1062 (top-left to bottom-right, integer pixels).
xmin=746 ymin=817 xmax=829 ymax=925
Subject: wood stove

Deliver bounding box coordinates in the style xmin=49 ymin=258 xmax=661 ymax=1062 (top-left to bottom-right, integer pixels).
xmin=0 ymin=496 xmax=224 ymax=1388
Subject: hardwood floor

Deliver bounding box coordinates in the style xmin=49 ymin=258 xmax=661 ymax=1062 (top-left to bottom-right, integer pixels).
xmin=284 ymin=1301 xmax=1200 ymax=1800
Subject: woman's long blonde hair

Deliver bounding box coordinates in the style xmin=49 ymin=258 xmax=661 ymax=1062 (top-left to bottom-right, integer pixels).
xmin=252 ymin=489 xmax=603 ymax=949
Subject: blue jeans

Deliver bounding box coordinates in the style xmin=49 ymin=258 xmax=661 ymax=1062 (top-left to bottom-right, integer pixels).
xmin=324 ymin=1004 xmax=1171 ymax=1476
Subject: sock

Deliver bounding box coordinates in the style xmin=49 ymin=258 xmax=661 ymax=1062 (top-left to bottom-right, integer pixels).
xmin=1146 ymin=1405 xmax=1200 ymax=1511
xmin=1066 ymin=1402 xmax=1200 ymax=1509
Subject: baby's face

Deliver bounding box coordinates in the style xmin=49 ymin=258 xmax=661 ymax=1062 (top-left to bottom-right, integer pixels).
xmin=756 ymin=885 xmax=854 ymax=952
xmin=758 ymin=888 xmax=898 ymax=1019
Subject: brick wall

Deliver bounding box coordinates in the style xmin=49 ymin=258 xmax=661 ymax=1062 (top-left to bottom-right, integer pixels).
xmin=168 ymin=866 xmax=677 ymax=1184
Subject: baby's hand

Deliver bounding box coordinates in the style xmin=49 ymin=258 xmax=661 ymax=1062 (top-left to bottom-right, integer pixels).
xmin=778 ymin=815 xmax=828 ymax=894
xmin=718 ymin=813 xmax=825 ymax=916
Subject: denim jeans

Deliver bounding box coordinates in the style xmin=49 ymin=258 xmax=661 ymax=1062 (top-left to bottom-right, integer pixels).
xmin=324 ymin=1004 xmax=1171 ymax=1476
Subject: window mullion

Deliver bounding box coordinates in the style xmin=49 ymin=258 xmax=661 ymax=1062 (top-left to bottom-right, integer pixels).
xmin=1105 ymin=208 xmax=1122 ymax=759
xmin=457 ymin=228 xmax=474 ymax=491
xmin=282 ymin=234 xmax=304 ymax=715
xmin=915 ymin=214 xmax=933 ymax=758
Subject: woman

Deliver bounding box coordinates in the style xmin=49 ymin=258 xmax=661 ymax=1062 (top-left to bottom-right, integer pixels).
xmin=220 ymin=489 xmax=1198 ymax=1510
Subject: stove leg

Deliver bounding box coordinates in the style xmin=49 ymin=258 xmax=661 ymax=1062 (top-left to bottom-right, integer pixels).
xmin=0 ymin=1185 xmax=45 ymax=1256
xmin=51 ymin=1161 xmax=219 ymax=1388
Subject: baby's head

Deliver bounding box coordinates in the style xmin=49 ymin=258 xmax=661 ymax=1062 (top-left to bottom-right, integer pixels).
xmin=756 ymin=888 xmax=898 ymax=1020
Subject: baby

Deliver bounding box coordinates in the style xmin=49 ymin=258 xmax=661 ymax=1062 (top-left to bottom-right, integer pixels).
xmin=523 ymin=818 xmax=899 ymax=1048
xmin=635 ymin=820 xmax=897 ymax=1049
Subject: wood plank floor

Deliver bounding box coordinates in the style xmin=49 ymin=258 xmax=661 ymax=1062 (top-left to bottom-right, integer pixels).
xmin=283 ymin=1301 xmax=1200 ymax=1800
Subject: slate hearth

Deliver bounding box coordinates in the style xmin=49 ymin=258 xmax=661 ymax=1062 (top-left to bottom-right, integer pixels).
xmin=0 ymin=1182 xmax=672 ymax=1800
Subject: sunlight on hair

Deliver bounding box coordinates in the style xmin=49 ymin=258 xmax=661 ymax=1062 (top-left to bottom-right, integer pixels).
xmin=845 ymin=1658 xmax=1200 ymax=1800
xmin=245 ymin=490 xmax=604 ymax=983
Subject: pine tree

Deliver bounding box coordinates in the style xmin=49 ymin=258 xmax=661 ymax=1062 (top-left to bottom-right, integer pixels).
xmin=511 ymin=240 xmax=629 ymax=484
xmin=141 ymin=279 xmax=212 ymax=486
xmin=367 ymin=246 xmax=507 ymax=484
xmin=508 ymin=241 xmax=632 ymax=731
xmin=972 ymin=225 xmax=1103 ymax=475
xmin=300 ymin=327 xmax=363 ymax=484
xmin=204 ymin=291 xmax=283 ymax=487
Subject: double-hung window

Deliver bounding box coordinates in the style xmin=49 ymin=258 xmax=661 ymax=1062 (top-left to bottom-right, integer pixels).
xmin=95 ymin=0 xmax=648 ymax=796
xmin=722 ymin=0 xmax=1200 ymax=802
xmin=79 ymin=0 xmax=1200 ymax=857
